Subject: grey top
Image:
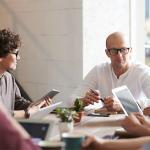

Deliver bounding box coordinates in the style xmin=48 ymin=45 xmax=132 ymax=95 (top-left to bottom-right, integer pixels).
xmin=0 ymin=71 xmax=31 ymax=114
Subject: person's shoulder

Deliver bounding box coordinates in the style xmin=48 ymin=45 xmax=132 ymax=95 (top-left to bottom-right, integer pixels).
xmin=95 ymin=62 xmax=111 ymax=70
xmin=132 ymin=61 xmax=150 ymax=69
xmin=88 ymin=62 xmax=110 ymax=75
xmin=3 ymin=71 xmax=14 ymax=80
xmin=96 ymin=61 xmax=110 ymax=67
xmin=3 ymin=71 xmax=12 ymax=77
xmin=132 ymin=61 xmax=150 ymax=73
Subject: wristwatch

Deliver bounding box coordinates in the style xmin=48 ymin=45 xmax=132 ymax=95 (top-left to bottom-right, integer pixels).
xmin=24 ymin=108 xmax=30 ymax=118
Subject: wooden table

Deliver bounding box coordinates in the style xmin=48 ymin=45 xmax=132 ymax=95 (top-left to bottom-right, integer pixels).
xmin=45 ymin=113 xmax=125 ymax=140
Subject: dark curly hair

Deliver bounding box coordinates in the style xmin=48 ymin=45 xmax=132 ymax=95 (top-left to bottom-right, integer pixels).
xmin=0 ymin=28 xmax=21 ymax=57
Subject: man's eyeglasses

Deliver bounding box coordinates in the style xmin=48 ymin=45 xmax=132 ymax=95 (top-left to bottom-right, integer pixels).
xmin=107 ymin=47 xmax=130 ymax=55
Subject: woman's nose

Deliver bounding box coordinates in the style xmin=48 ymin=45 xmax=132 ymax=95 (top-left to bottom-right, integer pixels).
xmin=17 ymin=54 xmax=20 ymax=60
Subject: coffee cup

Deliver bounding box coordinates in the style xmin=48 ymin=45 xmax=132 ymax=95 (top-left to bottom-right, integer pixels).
xmin=61 ymin=132 xmax=85 ymax=150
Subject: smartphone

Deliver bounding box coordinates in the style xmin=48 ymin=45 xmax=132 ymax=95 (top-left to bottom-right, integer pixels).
xmin=31 ymin=89 xmax=60 ymax=106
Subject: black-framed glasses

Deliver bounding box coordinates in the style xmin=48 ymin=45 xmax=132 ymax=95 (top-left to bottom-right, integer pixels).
xmin=12 ymin=51 xmax=19 ymax=57
xmin=107 ymin=47 xmax=130 ymax=55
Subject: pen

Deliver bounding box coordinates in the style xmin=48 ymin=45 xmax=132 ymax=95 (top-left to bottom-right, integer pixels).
xmin=90 ymin=88 xmax=104 ymax=103
xmin=90 ymin=88 xmax=98 ymax=95
xmin=100 ymin=98 xmax=104 ymax=103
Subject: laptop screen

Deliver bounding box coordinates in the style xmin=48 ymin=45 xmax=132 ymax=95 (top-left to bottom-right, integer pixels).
xmin=20 ymin=122 xmax=49 ymax=140
xmin=18 ymin=119 xmax=54 ymax=143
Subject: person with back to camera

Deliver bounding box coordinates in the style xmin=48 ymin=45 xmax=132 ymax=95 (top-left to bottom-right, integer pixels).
xmin=82 ymin=113 xmax=150 ymax=150
xmin=0 ymin=101 xmax=41 ymax=150
xmin=0 ymin=28 xmax=51 ymax=118
xmin=71 ymin=32 xmax=150 ymax=115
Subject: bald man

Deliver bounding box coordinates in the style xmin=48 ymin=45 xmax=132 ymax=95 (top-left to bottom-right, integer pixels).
xmin=70 ymin=32 xmax=150 ymax=113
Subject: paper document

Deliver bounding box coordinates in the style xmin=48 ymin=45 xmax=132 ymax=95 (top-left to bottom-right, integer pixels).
xmin=84 ymin=100 xmax=104 ymax=113
xmin=30 ymin=101 xmax=62 ymax=119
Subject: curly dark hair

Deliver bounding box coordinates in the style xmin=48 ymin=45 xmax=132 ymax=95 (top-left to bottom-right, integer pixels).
xmin=0 ymin=28 xmax=21 ymax=57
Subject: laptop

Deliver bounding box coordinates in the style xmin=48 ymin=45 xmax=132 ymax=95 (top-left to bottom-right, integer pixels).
xmin=112 ymin=85 xmax=143 ymax=116
xmin=18 ymin=119 xmax=54 ymax=142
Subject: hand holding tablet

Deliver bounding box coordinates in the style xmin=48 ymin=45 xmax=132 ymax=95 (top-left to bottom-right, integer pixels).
xmin=30 ymin=101 xmax=62 ymax=119
xmin=30 ymin=89 xmax=60 ymax=107
xmin=112 ymin=85 xmax=143 ymax=116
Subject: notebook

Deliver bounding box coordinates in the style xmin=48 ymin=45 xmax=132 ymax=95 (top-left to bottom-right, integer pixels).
xmin=112 ymin=85 xmax=143 ymax=116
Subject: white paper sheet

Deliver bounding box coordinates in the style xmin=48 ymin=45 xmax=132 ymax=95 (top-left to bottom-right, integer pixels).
xmin=30 ymin=101 xmax=62 ymax=119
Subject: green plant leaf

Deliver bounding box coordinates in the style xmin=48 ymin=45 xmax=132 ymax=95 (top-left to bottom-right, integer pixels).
xmin=74 ymin=98 xmax=84 ymax=112
xmin=56 ymin=108 xmax=76 ymax=122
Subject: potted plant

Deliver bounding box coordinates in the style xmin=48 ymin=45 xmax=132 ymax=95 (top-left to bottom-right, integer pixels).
xmin=73 ymin=98 xmax=84 ymax=123
xmin=56 ymin=108 xmax=76 ymax=134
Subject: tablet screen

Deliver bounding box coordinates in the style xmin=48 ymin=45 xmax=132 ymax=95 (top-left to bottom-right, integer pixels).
xmin=112 ymin=86 xmax=143 ymax=115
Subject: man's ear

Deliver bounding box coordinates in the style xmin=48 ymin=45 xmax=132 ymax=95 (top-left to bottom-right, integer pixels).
xmin=105 ymin=49 xmax=110 ymax=57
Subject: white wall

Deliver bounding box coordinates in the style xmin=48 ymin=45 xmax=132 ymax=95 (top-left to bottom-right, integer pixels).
xmin=0 ymin=0 xmax=82 ymax=106
xmin=0 ymin=0 xmax=145 ymax=106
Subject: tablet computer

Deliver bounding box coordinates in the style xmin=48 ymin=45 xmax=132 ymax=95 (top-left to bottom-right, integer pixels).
xmin=30 ymin=101 xmax=62 ymax=119
xmin=112 ymin=85 xmax=143 ymax=116
xmin=18 ymin=119 xmax=54 ymax=141
xmin=30 ymin=89 xmax=60 ymax=107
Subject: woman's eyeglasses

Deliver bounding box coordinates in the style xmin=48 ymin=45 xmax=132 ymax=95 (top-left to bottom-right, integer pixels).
xmin=11 ymin=51 xmax=19 ymax=57
xmin=9 ymin=49 xmax=19 ymax=57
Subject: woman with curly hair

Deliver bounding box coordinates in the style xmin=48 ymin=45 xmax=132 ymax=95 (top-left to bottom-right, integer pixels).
xmin=0 ymin=28 xmax=51 ymax=118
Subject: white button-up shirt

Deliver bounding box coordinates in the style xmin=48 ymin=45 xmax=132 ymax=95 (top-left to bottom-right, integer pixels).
xmin=70 ymin=62 xmax=150 ymax=107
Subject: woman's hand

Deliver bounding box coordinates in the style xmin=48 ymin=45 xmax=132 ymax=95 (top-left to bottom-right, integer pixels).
xmin=28 ymin=98 xmax=52 ymax=116
xmin=40 ymin=97 xmax=52 ymax=108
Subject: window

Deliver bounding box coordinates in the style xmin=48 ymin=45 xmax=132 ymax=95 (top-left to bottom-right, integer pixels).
xmin=145 ymin=0 xmax=150 ymax=65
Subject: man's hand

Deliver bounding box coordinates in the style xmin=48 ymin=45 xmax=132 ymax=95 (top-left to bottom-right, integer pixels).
xmin=81 ymin=89 xmax=100 ymax=106
xmin=103 ymin=96 xmax=122 ymax=112
xmin=143 ymin=107 xmax=150 ymax=116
